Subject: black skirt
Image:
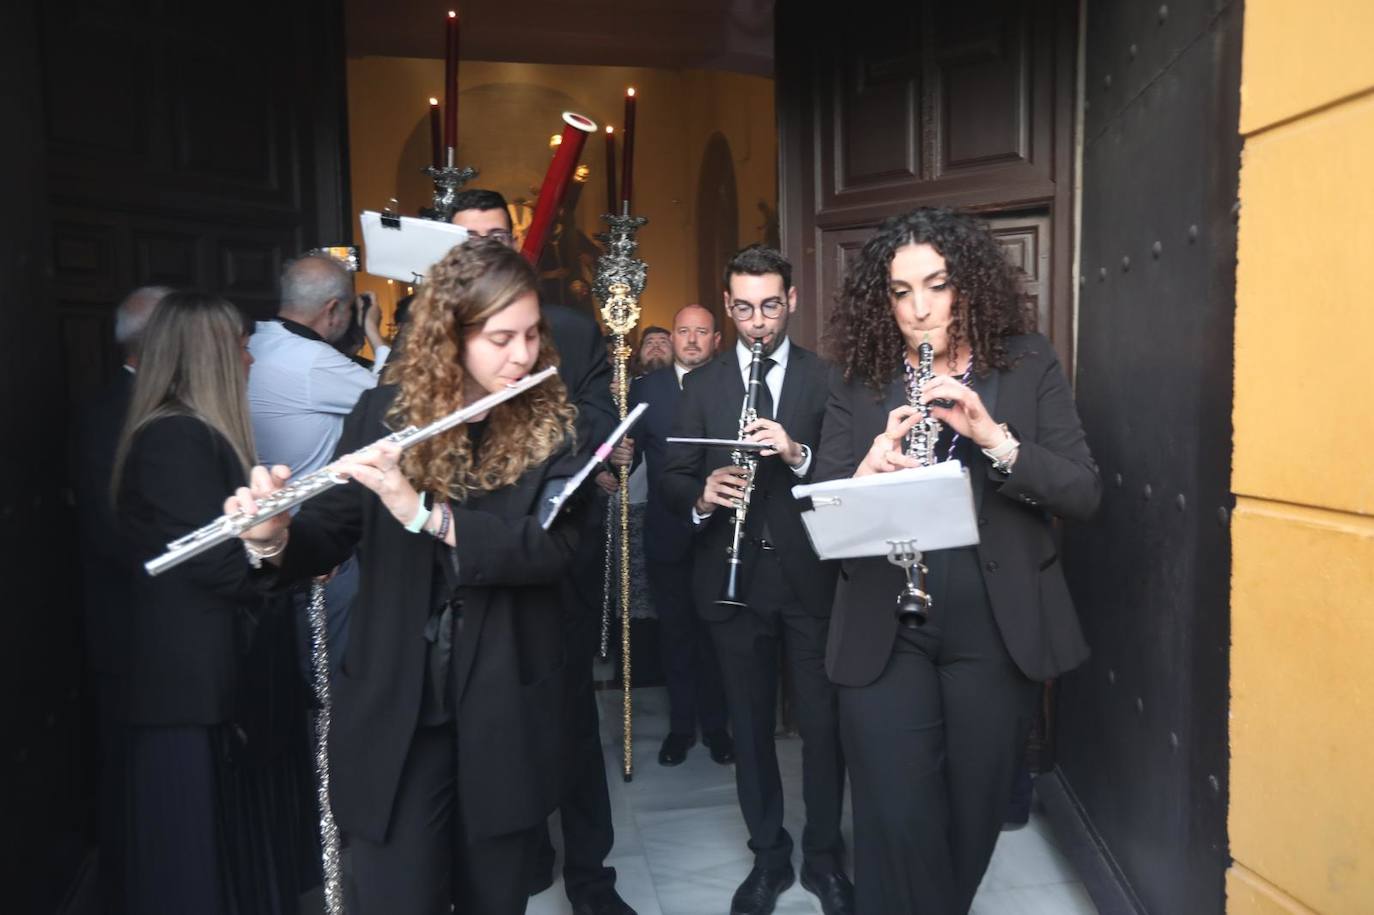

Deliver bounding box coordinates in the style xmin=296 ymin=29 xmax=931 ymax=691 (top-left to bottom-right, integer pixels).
xmin=124 ymin=601 xmax=320 ymax=915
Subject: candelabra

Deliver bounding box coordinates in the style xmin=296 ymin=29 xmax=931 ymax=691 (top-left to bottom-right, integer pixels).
xmin=421 ymin=146 xmax=479 ymax=222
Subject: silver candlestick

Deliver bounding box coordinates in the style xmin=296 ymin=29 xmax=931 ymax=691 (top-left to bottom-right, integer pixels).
xmin=421 ymin=146 xmax=479 ymax=222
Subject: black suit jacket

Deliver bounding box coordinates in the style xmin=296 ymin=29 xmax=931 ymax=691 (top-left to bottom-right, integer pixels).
xmin=629 ymin=366 xmax=693 ymax=564
xmin=660 ymin=342 xmax=837 ymax=621
xmin=816 ymin=333 xmax=1100 ymax=685
xmin=276 ymin=384 xmax=584 ymax=844
xmin=117 ymin=415 xmax=265 ymax=724
xmin=73 ymin=369 xmax=137 ymax=678
xmin=541 ymin=303 xmax=615 ymax=613
xmin=543 ymin=303 xmax=616 ymax=451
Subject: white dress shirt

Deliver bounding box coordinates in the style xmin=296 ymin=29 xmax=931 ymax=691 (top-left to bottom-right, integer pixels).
xmin=691 ymin=336 xmax=812 ymax=523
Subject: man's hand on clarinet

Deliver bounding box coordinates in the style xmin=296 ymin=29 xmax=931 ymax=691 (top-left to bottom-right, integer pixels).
xmin=742 ymin=418 xmax=805 ymax=466
xmin=695 ymin=464 xmax=750 ymax=515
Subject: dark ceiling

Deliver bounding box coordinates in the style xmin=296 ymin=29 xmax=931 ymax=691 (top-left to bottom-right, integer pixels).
xmin=344 ymin=0 xmax=775 ymax=76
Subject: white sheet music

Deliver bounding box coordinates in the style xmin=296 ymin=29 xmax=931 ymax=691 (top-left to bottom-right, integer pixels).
xmin=359 ymin=211 xmax=470 ymax=283
xmin=791 ymin=462 xmax=979 ymax=560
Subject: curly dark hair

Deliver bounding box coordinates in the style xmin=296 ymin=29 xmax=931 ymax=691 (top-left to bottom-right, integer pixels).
xmin=825 ymin=208 xmax=1034 ymax=390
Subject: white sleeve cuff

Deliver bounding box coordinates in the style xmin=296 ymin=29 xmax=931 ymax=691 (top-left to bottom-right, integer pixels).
xmin=371 ymin=344 xmax=391 ymax=375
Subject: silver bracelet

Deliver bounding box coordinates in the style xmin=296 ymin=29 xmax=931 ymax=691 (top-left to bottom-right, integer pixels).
xmin=244 ymin=534 xmax=287 ymax=569
xmin=981 ymin=423 xmax=1019 ymax=473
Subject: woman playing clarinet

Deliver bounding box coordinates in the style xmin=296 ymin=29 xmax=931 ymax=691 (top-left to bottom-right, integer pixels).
xmin=815 ymin=208 xmax=1100 ymax=914
xmin=227 ymin=238 xmax=583 ymax=915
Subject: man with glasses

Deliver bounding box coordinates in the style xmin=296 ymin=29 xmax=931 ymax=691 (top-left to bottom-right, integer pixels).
xmin=661 ymin=246 xmax=851 ymax=915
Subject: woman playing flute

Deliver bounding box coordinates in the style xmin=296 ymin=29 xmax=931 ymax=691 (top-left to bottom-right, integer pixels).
xmin=227 ymin=238 xmax=584 ymax=915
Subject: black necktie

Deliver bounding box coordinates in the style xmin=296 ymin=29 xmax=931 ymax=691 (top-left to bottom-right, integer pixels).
xmin=755 ymin=357 xmax=777 ymax=421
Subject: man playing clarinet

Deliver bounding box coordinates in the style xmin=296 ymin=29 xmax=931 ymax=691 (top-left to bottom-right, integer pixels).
xmin=660 ymin=245 xmax=850 ymax=915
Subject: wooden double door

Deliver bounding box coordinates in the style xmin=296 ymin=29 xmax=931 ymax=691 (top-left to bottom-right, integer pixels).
xmin=775 ymin=0 xmax=1078 ymax=371
xmin=1 ymin=0 xmax=350 ymax=907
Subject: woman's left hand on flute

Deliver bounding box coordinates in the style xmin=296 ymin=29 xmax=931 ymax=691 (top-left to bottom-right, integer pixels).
xmin=226 ymin=464 xmax=294 ymax=553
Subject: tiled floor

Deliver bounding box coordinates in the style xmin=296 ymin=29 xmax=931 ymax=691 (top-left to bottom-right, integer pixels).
xmin=527 ymin=684 xmax=1097 ymax=915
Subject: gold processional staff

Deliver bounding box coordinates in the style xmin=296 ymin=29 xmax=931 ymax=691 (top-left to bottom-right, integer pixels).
xmin=596 ymin=207 xmax=648 ymax=782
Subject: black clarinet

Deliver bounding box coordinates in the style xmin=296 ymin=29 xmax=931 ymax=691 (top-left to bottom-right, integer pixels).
xmin=716 ymin=338 xmax=766 ymax=608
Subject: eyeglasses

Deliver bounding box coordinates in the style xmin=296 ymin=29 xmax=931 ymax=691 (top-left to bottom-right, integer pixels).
xmin=469 ymin=229 xmax=514 ymax=245
xmin=728 ymin=300 xmax=786 ymax=320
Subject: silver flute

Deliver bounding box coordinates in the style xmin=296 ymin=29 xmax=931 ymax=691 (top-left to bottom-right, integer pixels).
xmin=144 ymin=366 xmax=559 ymax=577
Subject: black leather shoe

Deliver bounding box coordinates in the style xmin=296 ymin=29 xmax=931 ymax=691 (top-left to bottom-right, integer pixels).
xmin=800 ymin=865 xmax=854 ymax=915
xmin=702 ymin=728 xmax=735 ymax=764
xmin=570 ymin=885 xmax=638 ymax=915
xmin=657 ymin=731 xmax=695 ymax=766
xmin=730 ymin=864 xmax=795 ymax=915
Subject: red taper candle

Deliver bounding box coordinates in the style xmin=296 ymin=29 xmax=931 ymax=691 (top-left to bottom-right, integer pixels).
xmin=521 ymin=112 xmax=598 ymax=265
xmin=428 ymin=97 xmax=442 ymax=168
xmin=443 ymin=10 xmax=460 ymax=150
xmin=604 ymin=126 xmax=618 ymax=214
xmin=620 ymin=88 xmax=636 ymax=212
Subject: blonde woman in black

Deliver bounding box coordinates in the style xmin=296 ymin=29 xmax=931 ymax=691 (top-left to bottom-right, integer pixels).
xmin=817 ymin=209 xmax=1100 ymax=914
xmin=114 ymin=292 xmax=316 ymax=914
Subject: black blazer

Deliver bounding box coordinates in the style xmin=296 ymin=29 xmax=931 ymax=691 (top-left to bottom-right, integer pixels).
xmin=275 ymin=384 xmax=584 ymax=844
xmin=660 ymin=342 xmax=837 ymax=621
xmin=816 ymin=333 xmax=1100 ymax=686
xmin=117 ymin=414 xmax=265 ymax=725
xmin=629 ymin=366 xmax=693 ymax=564
xmin=543 ymin=303 xmax=616 ymax=451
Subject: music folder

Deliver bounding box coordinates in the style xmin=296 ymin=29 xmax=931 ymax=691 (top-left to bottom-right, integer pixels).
xmin=359 ymin=210 xmax=470 ymax=283
xmin=791 ymin=461 xmax=980 ymax=560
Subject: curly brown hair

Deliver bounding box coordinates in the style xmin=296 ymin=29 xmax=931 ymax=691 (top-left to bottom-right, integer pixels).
xmin=825 ymin=208 xmax=1034 ymax=390
xmin=383 ymin=238 xmax=576 ymax=500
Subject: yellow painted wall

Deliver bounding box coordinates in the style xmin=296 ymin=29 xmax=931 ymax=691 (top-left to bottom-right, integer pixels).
xmin=344 ymin=57 xmax=776 ymax=336
xmin=1231 ymin=2 xmax=1374 ymax=912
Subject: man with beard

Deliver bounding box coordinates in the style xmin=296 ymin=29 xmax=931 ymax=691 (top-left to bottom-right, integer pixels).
xmin=635 ymin=325 xmax=672 ymax=375
xmin=609 ymin=305 xmax=734 ymax=768
xmin=660 ymin=247 xmax=851 ymax=915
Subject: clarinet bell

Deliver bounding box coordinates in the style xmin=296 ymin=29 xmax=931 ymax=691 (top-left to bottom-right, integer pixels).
xmin=895 ymin=582 xmax=932 ymax=629
xmin=715 ymin=538 xmax=757 ymax=610
xmin=717 ymin=557 xmax=748 ymax=609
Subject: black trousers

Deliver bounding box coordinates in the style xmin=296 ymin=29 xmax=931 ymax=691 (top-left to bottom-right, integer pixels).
xmin=709 ymin=548 xmax=845 ymax=872
xmin=648 ymin=554 xmax=727 ymax=736
xmin=837 ymin=549 xmax=1039 ymax=915
xmin=533 ymin=589 xmax=616 ymax=900
xmin=351 ymin=724 xmax=536 ymax=915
